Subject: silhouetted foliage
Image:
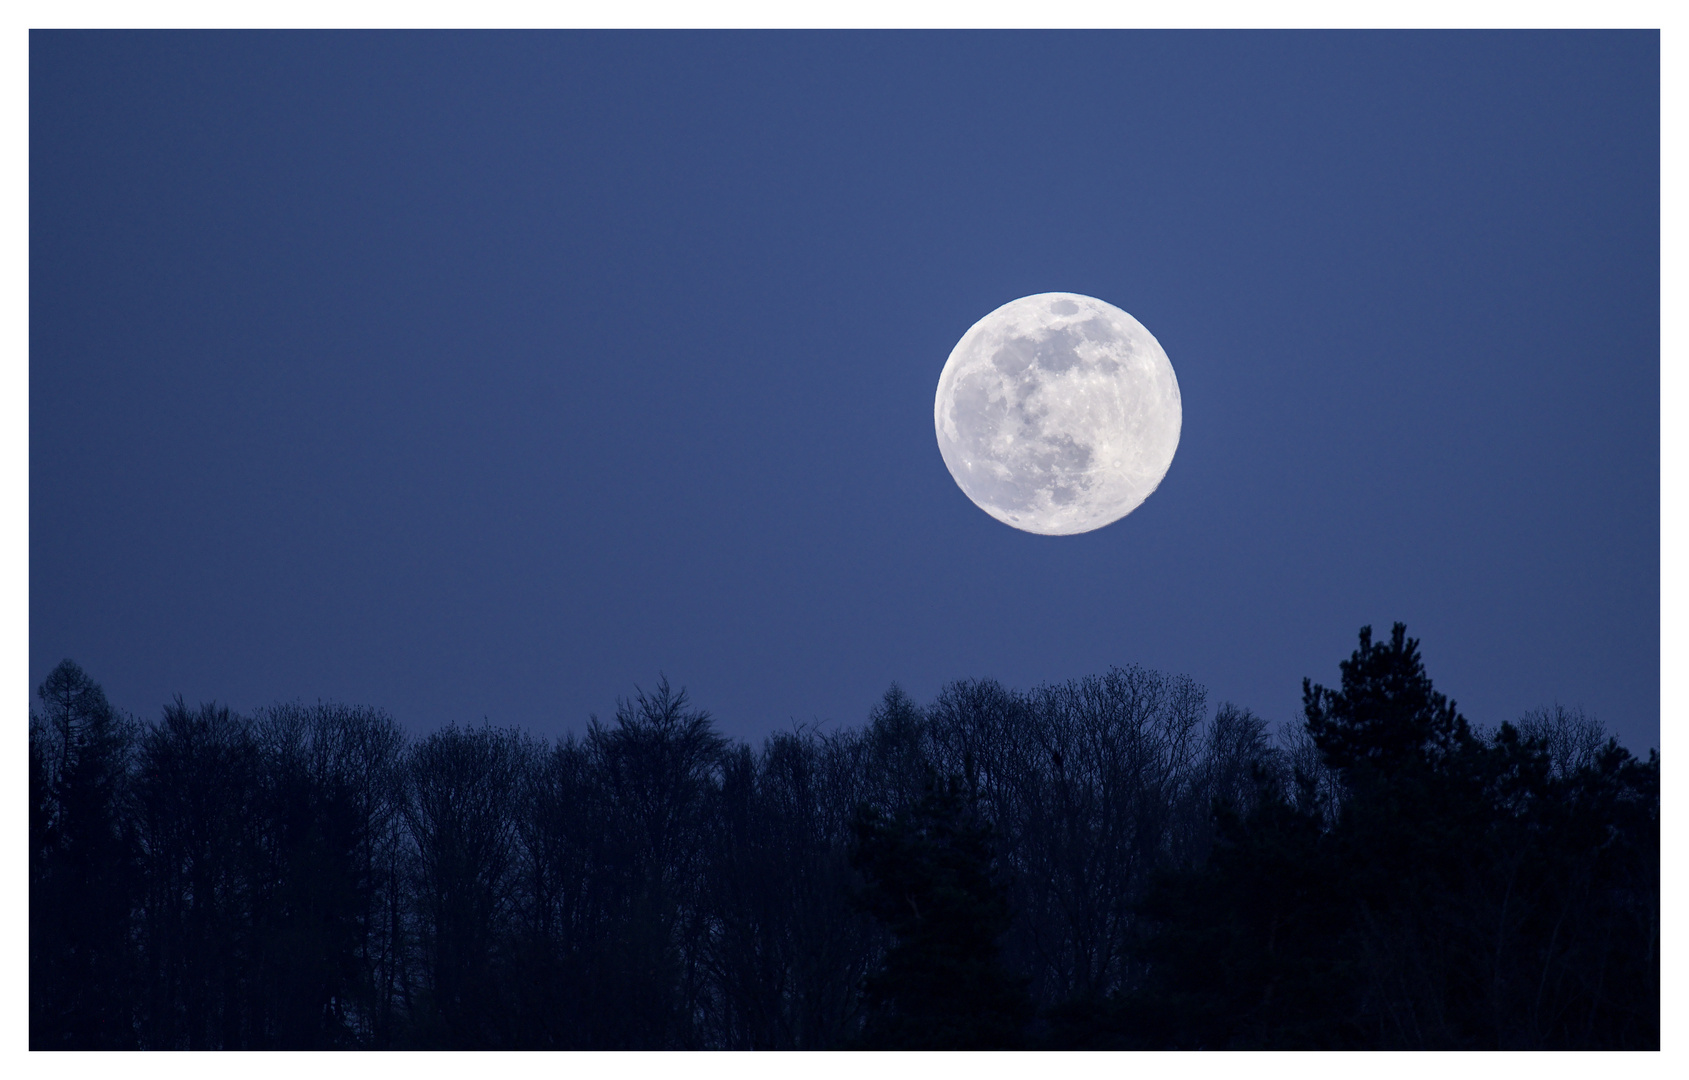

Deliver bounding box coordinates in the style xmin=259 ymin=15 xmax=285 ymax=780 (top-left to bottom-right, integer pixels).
xmin=1303 ymin=622 xmax=1472 ymax=777
xmin=850 ymin=765 xmax=1032 ymax=1049
xmin=404 ymin=723 xmax=527 ymax=1047
xmin=31 ymin=660 xmax=140 ymax=1048
xmin=702 ymin=730 xmax=877 ymax=1048
xmin=1123 ymin=624 xmax=1659 ymax=1049
xmin=28 ymin=631 xmax=1657 ymax=1049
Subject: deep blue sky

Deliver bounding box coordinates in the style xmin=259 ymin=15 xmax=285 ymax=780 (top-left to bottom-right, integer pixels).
xmin=30 ymin=31 xmax=1660 ymax=752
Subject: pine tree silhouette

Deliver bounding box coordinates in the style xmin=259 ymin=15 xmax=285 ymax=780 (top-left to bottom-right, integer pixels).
xmin=1302 ymin=622 xmax=1473 ymax=778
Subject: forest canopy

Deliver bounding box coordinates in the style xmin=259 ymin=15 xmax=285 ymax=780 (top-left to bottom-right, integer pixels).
xmin=29 ymin=624 xmax=1658 ymax=1049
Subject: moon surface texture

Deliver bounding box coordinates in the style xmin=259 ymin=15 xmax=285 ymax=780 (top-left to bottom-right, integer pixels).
xmin=934 ymin=293 xmax=1182 ymax=536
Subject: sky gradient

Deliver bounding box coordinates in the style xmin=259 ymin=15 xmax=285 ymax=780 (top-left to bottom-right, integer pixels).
xmin=30 ymin=31 xmax=1660 ymax=751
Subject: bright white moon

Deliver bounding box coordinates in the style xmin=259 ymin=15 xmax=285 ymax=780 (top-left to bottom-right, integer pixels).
xmin=934 ymin=292 xmax=1181 ymax=536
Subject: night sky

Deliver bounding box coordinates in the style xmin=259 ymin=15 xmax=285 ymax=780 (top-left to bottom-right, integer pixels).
xmin=30 ymin=32 xmax=1660 ymax=753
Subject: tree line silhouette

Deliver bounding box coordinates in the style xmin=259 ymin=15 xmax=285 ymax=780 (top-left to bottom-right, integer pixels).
xmin=30 ymin=623 xmax=1657 ymax=1049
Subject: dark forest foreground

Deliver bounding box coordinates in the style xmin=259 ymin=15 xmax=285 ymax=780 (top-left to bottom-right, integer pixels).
xmin=30 ymin=624 xmax=1658 ymax=1049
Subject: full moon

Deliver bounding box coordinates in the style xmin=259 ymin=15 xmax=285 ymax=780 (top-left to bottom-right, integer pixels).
xmin=934 ymin=292 xmax=1182 ymax=536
